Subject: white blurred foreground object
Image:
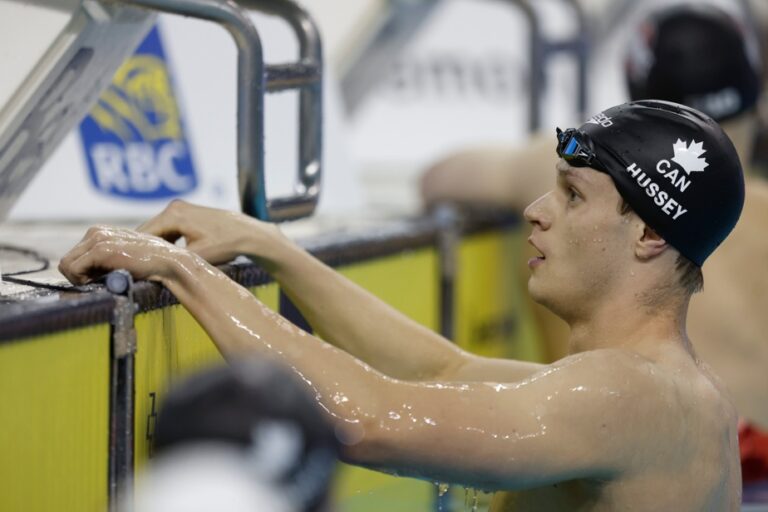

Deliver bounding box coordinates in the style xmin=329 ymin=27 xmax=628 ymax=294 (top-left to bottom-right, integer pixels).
xmin=129 ymin=445 xmax=293 ymax=512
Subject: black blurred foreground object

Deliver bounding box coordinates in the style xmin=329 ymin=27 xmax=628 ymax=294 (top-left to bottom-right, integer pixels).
xmin=133 ymin=358 xmax=340 ymax=512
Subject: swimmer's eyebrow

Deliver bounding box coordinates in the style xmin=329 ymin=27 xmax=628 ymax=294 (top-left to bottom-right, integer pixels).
xmin=556 ymin=161 xmax=590 ymax=184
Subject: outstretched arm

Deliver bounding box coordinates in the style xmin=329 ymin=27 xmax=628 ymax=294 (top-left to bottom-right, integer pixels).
xmin=135 ymin=202 xmax=543 ymax=383
xmin=420 ymin=133 xmax=556 ymax=212
xmin=58 ymin=229 xmax=645 ymax=489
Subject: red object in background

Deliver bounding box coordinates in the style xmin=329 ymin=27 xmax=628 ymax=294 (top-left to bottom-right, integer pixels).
xmin=739 ymin=420 xmax=768 ymax=483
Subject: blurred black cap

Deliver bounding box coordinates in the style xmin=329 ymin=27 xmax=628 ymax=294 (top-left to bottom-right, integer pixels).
xmin=154 ymin=358 xmax=340 ymax=512
xmin=625 ymin=3 xmax=761 ymax=122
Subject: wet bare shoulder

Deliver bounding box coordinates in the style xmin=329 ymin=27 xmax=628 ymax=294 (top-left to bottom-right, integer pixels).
xmin=578 ymin=349 xmax=736 ymax=467
xmin=544 ymin=349 xmax=703 ymax=448
xmin=548 ymin=348 xmax=662 ymax=385
xmin=556 ymin=348 xmax=721 ymax=405
xmin=495 ymin=350 xmax=693 ymax=475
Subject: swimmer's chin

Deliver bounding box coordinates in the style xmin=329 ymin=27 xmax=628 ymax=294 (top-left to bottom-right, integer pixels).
xmin=527 ymin=279 xmax=555 ymax=309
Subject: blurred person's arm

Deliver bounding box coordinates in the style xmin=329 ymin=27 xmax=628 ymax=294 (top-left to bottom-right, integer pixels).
xmin=57 ymin=228 xmax=640 ymax=489
xmin=420 ymin=133 xmax=556 ymax=211
xmin=111 ymin=205 xmax=545 ymax=382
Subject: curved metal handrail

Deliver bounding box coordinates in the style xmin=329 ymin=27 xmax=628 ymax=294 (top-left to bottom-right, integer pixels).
xmin=239 ymin=0 xmax=323 ymax=221
xmin=116 ymin=0 xmax=323 ymax=222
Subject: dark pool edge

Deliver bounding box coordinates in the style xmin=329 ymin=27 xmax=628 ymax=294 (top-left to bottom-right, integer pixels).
xmin=0 ymin=211 xmax=518 ymax=343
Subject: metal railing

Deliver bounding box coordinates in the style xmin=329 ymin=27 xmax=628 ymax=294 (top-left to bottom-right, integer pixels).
xmin=339 ymin=0 xmax=589 ymax=133
xmin=116 ymin=0 xmax=323 ymax=222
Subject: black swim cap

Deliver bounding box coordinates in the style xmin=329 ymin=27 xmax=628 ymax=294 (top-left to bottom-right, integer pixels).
xmin=572 ymin=100 xmax=744 ymax=266
xmin=154 ymin=359 xmax=339 ymax=512
xmin=625 ymin=4 xmax=761 ymax=122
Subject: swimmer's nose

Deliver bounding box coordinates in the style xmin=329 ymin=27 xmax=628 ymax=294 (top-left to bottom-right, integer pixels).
xmin=523 ymin=194 xmax=551 ymax=231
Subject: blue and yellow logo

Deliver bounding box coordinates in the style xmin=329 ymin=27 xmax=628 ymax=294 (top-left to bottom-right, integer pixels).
xmin=79 ymin=25 xmax=198 ymax=199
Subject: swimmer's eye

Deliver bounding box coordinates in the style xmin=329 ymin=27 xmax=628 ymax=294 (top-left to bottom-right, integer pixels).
xmin=568 ymin=187 xmax=581 ymax=203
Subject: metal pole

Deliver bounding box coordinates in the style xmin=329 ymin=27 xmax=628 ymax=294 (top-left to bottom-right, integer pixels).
xmin=561 ymin=0 xmax=590 ymax=121
xmin=106 ymin=270 xmax=138 ymax=512
xmin=507 ymin=0 xmax=543 ymax=133
xmin=433 ymin=204 xmax=461 ymax=511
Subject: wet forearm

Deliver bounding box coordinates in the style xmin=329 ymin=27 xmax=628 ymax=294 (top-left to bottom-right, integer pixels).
xmin=241 ymin=233 xmax=467 ymax=381
xmin=159 ymin=252 xmax=390 ymax=428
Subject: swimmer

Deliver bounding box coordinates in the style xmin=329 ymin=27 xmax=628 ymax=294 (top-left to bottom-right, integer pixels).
xmin=421 ymin=3 xmax=768 ymax=432
xmin=59 ymin=100 xmax=744 ymax=510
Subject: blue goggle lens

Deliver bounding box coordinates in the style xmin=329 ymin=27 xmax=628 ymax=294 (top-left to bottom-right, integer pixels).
xmin=564 ymin=138 xmax=580 ymax=156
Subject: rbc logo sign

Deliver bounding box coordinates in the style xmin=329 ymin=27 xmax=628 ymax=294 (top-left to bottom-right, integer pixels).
xmin=79 ymin=25 xmax=198 ymax=199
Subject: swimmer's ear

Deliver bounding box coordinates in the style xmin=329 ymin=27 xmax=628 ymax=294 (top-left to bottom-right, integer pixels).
xmin=635 ymin=225 xmax=669 ymax=261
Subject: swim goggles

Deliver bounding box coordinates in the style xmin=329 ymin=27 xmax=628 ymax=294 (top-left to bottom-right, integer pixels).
xmin=555 ymin=127 xmax=607 ymax=172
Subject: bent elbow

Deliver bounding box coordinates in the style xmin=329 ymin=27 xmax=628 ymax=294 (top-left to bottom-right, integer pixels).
xmin=335 ymin=415 xmax=394 ymax=468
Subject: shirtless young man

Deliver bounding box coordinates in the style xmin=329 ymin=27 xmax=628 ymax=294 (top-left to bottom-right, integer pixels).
xmin=421 ymin=4 xmax=768 ymax=431
xmin=59 ymin=100 xmax=744 ymax=510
